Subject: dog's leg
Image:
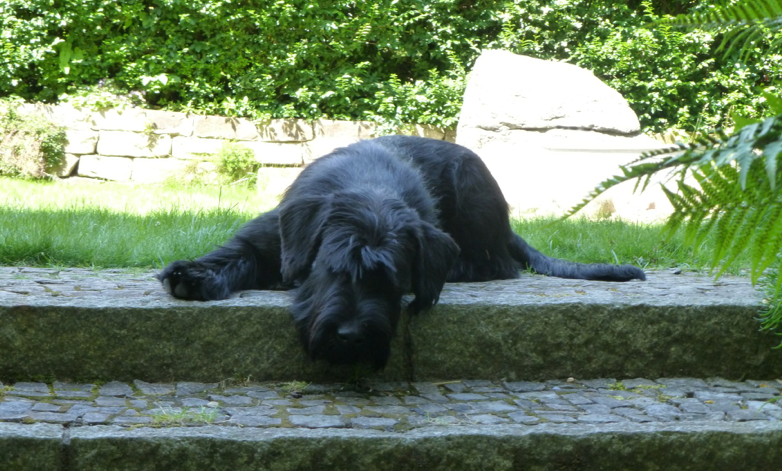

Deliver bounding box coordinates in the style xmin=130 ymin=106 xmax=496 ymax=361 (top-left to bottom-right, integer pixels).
xmin=158 ymin=209 xmax=285 ymax=300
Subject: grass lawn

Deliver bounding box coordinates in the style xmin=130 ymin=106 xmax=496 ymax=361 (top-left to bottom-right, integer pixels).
xmin=0 ymin=177 xmax=276 ymax=268
xmin=0 ymin=176 xmax=748 ymax=274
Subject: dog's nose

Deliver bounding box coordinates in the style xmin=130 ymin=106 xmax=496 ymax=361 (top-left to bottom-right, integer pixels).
xmin=337 ymin=324 xmax=365 ymax=345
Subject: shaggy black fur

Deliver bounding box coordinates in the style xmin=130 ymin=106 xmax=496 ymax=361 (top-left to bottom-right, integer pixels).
xmin=159 ymin=136 xmax=645 ymax=369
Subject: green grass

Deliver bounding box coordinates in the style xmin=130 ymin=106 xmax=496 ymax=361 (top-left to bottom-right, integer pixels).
xmin=511 ymin=217 xmax=746 ymax=275
xmin=151 ymin=406 xmax=219 ymax=426
xmin=0 ymin=176 xmax=750 ymax=274
xmin=1 ymin=177 xmax=275 ymax=216
xmin=278 ymin=381 xmax=310 ymax=395
xmin=0 ymin=177 xmax=274 ymax=268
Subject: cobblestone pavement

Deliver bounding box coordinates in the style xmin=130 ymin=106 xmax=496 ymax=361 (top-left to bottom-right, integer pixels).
xmin=2 ymin=377 xmax=781 ymax=430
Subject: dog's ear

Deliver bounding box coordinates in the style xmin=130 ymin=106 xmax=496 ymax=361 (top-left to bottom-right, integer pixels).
xmin=278 ymin=195 xmax=332 ymax=283
xmin=409 ymin=221 xmax=459 ymax=314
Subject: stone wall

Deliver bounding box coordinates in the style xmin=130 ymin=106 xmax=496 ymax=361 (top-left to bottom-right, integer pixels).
xmin=19 ymin=104 xmax=454 ymax=185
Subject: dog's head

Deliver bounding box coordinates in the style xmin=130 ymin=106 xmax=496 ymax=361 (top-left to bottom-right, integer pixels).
xmin=279 ymin=190 xmax=458 ymax=369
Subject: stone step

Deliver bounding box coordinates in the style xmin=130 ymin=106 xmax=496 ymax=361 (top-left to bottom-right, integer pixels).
xmin=2 ymin=377 xmax=782 ymax=470
xmin=5 ymin=422 xmax=782 ymax=471
xmin=0 ymin=267 xmax=776 ymax=383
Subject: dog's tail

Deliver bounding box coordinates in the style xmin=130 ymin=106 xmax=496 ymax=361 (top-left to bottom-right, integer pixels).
xmin=509 ymin=234 xmax=646 ymax=282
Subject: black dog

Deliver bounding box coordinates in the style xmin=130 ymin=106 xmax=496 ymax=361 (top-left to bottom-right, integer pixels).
xmin=159 ymin=136 xmax=645 ymax=369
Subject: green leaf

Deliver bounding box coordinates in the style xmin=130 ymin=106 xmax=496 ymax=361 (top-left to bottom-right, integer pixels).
xmin=764 ymin=141 xmax=781 ymax=190
xmin=731 ymin=111 xmax=761 ymax=132
xmin=58 ymin=41 xmax=72 ymax=75
xmin=649 ymin=0 xmax=782 ymax=60
xmin=763 ymin=91 xmax=782 ymax=115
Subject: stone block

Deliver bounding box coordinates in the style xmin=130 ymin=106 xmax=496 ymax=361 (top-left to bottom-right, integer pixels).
xmin=78 ymin=155 xmax=133 ymax=181
xmin=401 ymin=124 xmax=446 ymax=140
xmin=131 ymin=157 xmax=191 ymax=183
xmin=455 ymin=127 xmax=671 ymax=221
xmin=259 ymin=119 xmax=314 ymax=142
xmin=171 ymin=136 xmax=226 ymax=160
xmin=64 ymin=422 xmax=782 ymax=471
xmin=313 ymin=119 xmax=376 ymax=139
xmin=0 ymin=289 xmax=407 ymax=383
xmin=91 ymin=108 xmax=149 ymax=132
xmin=194 ymin=116 xmax=259 ymax=140
xmin=97 ymin=131 xmax=172 ymax=158
xmin=304 ymin=137 xmax=361 ymax=163
xmin=99 ymin=381 xmax=134 ymax=397
xmin=408 ymin=275 xmax=767 ymax=381
xmin=256 ymin=167 xmax=303 ymax=197
xmin=134 ymin=380 xmax=175 ymax=396
xmin=247 ymin=142 xmax=309 ymax=166
xmin=458 ymin=50 xmax=640 ymax=134
xmin=0 ymin=423 xmax=63 ymax=471
xmin=454 ymin=50 xmax=675 ymax=220
xmin=54 ymin=153 xmax=80 ymax=177
xmin=144 ymin=109 xmax=194 ymax=136
xmin=0 ymin=401 xmax=32 ymax=420
xmin=19 ymin=103 xmax=94 ymax=131
xmin=64 ymin=130 xmax=98 ymax=154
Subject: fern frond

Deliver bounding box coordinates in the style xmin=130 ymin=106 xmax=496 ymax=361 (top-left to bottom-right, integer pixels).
xmin=564 ymin=116 xmax=782 ymax=219
xmin=718 ymin=21 xmax=775 ymax=59
xmin=654 ymin=0 xmax=782 ymax=30
xmin=650 ymin=0 xmax=782 ymax=59
xmin=678 ymin=172 xmax=715 ymax=244
xmin=565 ymin=114 xmax=782 ymax=284
xmin=562 ymin=145 xmax=691 ymax=219
xmin=717 ymin=203 xmax=762 ymax=278
xmin=691 ymin=207 xmax=718 ymax=251
xmin=711 ymin=203 xmax=747 ymax=273
xmin=751 ymin=202 xmax=782 ymax=282
xmin=765 ymin=140 xmax=782 ymax=189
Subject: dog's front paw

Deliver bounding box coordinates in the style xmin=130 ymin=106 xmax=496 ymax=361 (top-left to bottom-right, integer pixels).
xmin=157 ymin=260 xmax=228 ymax=301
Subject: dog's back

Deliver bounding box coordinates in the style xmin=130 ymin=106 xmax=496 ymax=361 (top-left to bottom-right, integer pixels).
xmin=372 ymin=135 xmax=645 ymax=282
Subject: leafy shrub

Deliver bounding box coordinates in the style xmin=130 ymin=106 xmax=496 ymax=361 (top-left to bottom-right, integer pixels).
xmin=1 ymin=0 xmax=779 ymax=133
xmin=0 ymin=100 xmax=66 ymax=178
xmin=216 ymin=142 xmax=258 ymax=185
xmin=0 ymin=0 xmax=494 ymax=128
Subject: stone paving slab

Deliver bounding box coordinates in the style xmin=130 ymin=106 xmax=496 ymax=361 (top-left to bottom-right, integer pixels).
xmin=3 ymin=378 xmax=782 ymax=470
xmin=0 ymin=267 xmax=777 ymax=382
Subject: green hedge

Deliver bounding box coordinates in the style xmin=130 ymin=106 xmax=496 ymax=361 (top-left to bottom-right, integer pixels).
xmin=1 ymin=0 xmax=779 ymax=132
